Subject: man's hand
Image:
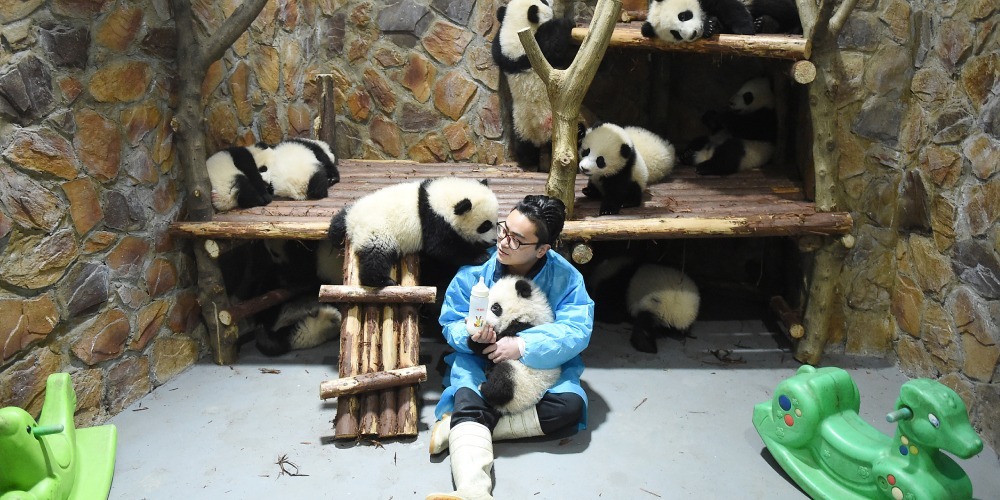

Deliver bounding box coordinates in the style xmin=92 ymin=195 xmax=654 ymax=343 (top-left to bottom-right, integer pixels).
xmin=484 ymin=336 xmax=522 ymax=364
xmin=470 ymin=324 xmax=496 ymax=344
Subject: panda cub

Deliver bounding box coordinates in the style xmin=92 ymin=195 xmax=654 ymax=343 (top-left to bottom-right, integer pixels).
xmin=255 ymin=138 xmax=339 ymax=201
xmin=641 ymin=0 xmax=800 ymax=43
xmin=206 ymin=146 xmax=273 ymax=212
xmin=492 ymin=0 xmax=575 ymax=168
xmin=472 ymin=276 xmax=560 ymax=415
xmin=578 ymin=122 xmax=676 ymax=215
xmin=327 ymin=178 xmax=498 ymax=287
xmin=254 ymin=294 xmax=342 ymax=357
xmin=588 ymin=256 xmax=700 ymax=353
xmin=681 ymin=77 xmax=776 ymax=176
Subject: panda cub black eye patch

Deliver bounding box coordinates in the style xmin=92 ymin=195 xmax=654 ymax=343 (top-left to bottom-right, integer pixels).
xmin=581 ymin=148 xmax=590 ymax=156
xmin=679 ymin=11 xmax=693 ymax=22
xmin=491 ymin=303 xmax=503 ymax=316
xmin=476 ymin=221 xmax=493 ymax=234
xmin=597 ymin=157 xmax=606 ymax=169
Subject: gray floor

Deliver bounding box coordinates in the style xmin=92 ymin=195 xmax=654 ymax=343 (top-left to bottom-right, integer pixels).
xmin=108 ymin=319 xmax=1000 ymax=499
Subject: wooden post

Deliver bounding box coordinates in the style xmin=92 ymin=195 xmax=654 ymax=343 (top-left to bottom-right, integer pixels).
xmin=396 ymin=254 xmax=421 ymax=436
xmin=335 ymin=240 xmax=361 ymax=439
xmin=794 ymin=0 xmax=859 ymax=363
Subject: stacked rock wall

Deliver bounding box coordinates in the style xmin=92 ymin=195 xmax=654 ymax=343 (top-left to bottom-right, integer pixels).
xmin=1 ymin=0 xmax=205 ymax=424
xmin=831 ymin=0 xmax=999 ymax=448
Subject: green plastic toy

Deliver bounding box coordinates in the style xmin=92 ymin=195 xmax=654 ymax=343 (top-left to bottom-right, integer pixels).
xmin=753 ymin=365 xmax=983 ymax=500
xmin=0 ymin=373 xmax=117 ymax=499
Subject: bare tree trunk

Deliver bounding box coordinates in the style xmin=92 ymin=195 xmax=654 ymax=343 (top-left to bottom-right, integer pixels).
xmin=793 ymin=0 xmax=859 ymax=364
xmin=169 ymin=0 xmax=269 ymax=364
xmin=519 ymin=0 xmax=622 ymax=218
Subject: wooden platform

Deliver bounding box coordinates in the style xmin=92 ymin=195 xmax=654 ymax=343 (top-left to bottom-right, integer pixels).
xmin=571 ymin=22 xmax=810 ymax=60
xmin=168 ymin=159 xmax=852 ymax=241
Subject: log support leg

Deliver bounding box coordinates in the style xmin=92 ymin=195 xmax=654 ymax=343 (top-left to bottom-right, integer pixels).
xmin=795 ymin=238 xmax=845 ymax=364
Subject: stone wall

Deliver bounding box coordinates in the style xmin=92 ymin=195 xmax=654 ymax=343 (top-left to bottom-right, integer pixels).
xmin=831 ymin=0 xmax=999 ymax=449
xmin=0 ymin=0 xmax=202 ymax=424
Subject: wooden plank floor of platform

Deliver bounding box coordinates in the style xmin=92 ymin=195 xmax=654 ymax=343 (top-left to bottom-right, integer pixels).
xmin=169 ymin=159 xmax=852 ymax=241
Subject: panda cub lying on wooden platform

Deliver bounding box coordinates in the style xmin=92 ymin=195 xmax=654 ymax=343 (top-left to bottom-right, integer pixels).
xmin=468 ymin=276 xmax=560 ymax=414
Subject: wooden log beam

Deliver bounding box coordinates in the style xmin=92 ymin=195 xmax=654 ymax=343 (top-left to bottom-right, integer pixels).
xmin=318 ymin=285 xmax=437 ymax=304
xmin=218 ymin=287 xmax=303 ymax=326
xmin=570 ymin=24 xmax=809 ymax=60
xmin=320 ymin=366 xmax=428 ymax=400
xmin=562 ymin=213 xmax=853 ymax=240
xmin=359 ymin=303 xmax=381 ymax=436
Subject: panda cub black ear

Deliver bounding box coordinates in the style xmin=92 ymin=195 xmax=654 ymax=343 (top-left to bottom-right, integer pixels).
xmin=619 ymin=143 xmax=633 ymax=159
xmin=454 ymin=198 xmax=473 ymax=215
xmin=479 ymin=179 xmax=489 ymax=186
xmin=496 ymin=6 xmax=506 ymax=22
xmin=527 ymin=5 xmax=539 ymax=24
xmin=514 ymin=279 xmax=533 ymax=299
xmin=577 ymin=122 xmax=586 ymax=143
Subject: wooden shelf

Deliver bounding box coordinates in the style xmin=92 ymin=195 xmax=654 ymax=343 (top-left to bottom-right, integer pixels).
xmin=169 ymin=160 xmax=851 ymax=241
xmin=571 ymin=22 xmax=810 ymax=60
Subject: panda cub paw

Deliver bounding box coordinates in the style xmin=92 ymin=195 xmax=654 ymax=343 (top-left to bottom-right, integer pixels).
xmin=640 ymin=21 xmax=657 ymax=39
xmin=703 ymin=16 xmax=721 ymax=39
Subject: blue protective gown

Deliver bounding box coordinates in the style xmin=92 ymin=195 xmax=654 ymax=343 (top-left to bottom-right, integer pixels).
xmin=435 ymin=247 xmax=595 ymax=430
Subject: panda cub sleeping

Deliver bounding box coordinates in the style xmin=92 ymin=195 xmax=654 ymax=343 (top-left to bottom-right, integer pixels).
xmin=641 ymin=0 xmax=800 ymax=43
xmin=492 ymin=0 xmax=575 ymax=168
xmin=327 ymin=177 xmax=498 ymax=287
xmin=588 ymin=256 xmax=700 ymax=353
xmin=206 ymin=146 xmax=273 ymax=212
xmin=681 ymin=76 xmax=776 ymax=175
xmin=578 ymin=122 xmax=676 ymax=215
xmin=254 ymin=294 xmax=342 ymax=357
xmin=254 ymin=138 xmax=339 ymax=201
xmin=470 ymin=276 xmax=560 ymax=415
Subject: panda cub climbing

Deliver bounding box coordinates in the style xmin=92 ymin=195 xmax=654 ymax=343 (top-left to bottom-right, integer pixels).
xmin=588 ymin=256 xmax=700 ymax=353
xmin=206 ymin=146 xmax=273 ymax=212
xmin=578 ymin=122 xmax=676 ymax=215
xmin=327 ymin=178 xmax=498 ymax=287
xmin=254 ymin=138 xmax=339 ymax=201
xmin=471 ymin=276 xmax=559 ymax=415
xmin=681 ymin=76 xmax=777 ymax=176
xmin=492 ymin=0 xmax=575 ymax=168
xmin=641 ymin=0 xmax=800 ymax=43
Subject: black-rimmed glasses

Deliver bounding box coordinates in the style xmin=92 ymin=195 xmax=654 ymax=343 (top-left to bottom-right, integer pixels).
xmin=496 ymin=221 xmax=539 ymax=250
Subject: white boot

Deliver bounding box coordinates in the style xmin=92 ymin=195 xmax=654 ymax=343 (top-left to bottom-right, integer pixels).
xmin=429 ymin=413 xmax=451 ymax=455
xmin=426 ymin=422 xmax=494 ymax=500
xmin=428 ymin=409 xmax=543 ymax=455
xmin=492 ymin=408 xmax=544 ymax=441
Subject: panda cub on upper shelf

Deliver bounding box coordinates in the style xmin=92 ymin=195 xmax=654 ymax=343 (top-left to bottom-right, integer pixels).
xmin=252 ymin=138 xmax=340 ymax=201
xmin=641 ymin=0 xmax=801 ymax=43
xmin=470 ymin=276 xmax=560 ymax=415
xmin=577 ymin=122 xmax=676 ymax=215
xmin=206 ymin=145 xmax=273 ymax=212
xmin=681 ymin=76 xmax=777 ymax=176
xmin=492 ymin=0 xmax=575 ymax=168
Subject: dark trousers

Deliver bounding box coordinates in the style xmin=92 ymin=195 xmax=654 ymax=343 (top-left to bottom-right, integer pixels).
xmin=451 ymin=387 xmax=584 ymax=436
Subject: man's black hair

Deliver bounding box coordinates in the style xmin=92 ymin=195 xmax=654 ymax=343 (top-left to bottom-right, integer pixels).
xmin=513 ymin=195 xmax=566 ymax=245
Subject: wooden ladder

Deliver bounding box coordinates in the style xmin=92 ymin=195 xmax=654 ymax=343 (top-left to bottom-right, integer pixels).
xmin=318 ymin=244 xmax=436 ymax=439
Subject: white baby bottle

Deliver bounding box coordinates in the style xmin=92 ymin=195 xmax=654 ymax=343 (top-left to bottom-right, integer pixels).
xmin=466 ymin=276 xmax=490 ymax=336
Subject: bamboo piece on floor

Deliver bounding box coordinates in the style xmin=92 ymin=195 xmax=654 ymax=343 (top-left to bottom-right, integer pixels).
xmin=396 ymin=254 xmax=421 ymax=436
xmin=335 ymin=241 xmax=361 ymax=439
xmin=359 ymin=303 xmax=381 ymax=436
xmin=378 ymin=264 xmax=400 ymax=437
xmin=769 ymin=295 xmax=805 ymax=340
xmin=320 ymin=366 xmax=428 ymax=399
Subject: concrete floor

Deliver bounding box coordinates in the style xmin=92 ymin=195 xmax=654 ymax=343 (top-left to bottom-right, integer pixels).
xmin=108 ymin=319 xmax=1000 ymax=499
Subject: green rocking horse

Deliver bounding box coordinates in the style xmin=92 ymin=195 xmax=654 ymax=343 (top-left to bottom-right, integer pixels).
xmin=754 ymin=365 xmax=983 ymax=500
xmin=0 ymin=373 xmax=117 ymax=499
